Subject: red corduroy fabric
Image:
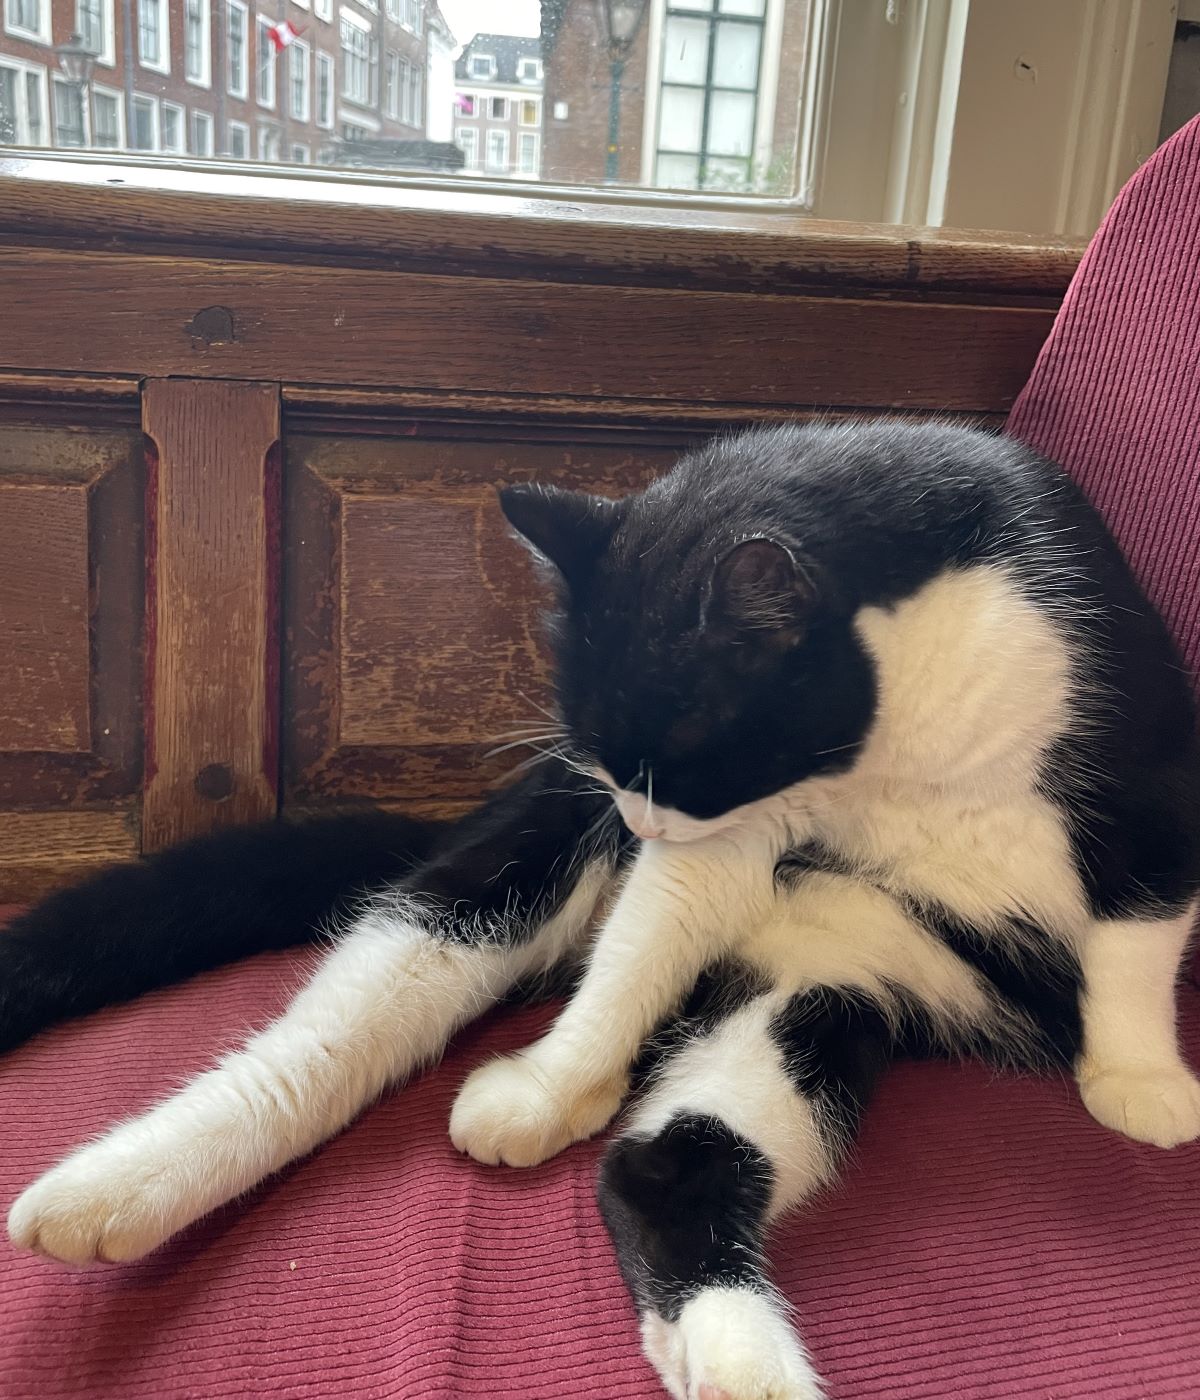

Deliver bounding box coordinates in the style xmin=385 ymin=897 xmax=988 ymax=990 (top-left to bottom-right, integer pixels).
xmin=8 ymin=115 xmax=1200 ymax=1400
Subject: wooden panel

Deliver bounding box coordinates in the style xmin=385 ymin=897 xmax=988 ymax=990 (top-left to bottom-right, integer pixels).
xmin=284 ymin=432 xmax=673 ymax=813
xmin=141 ymin=379 xmax=281 ymax=850
xmin=0 ymin=810 xmax=138 ymax=902
xmin=0 ymin=484 xmax=90 ymax=751
xmin=0 ymin=249 xmax=1054 ymax=413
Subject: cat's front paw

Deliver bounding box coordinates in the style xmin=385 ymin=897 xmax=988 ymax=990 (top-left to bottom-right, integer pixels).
xmin=8 ymin=1134 xmax=187 ymax=1265
xmin=642 ymin=1287 xmax=825 ymax=1400
xmin=449 ymin=1052 xmax=625 ymax=1168
xmin=1079 ymin=1062 xmax=1200 ymax=1148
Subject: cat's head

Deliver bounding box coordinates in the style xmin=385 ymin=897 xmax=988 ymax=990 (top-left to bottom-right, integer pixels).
xmin=499 ymin=441 xmax=877 ymax=842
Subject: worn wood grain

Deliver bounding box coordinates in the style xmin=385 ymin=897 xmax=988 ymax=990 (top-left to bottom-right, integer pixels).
xmin=0 ymin=249 xmax=1053 ymax=413
xmin=0 ymin=157 xmax=1083 ymax=297
xmin=141 ymin=379 xmax=281 ymax=850
xmin=0 ymin=809 xmax=138 ymax=901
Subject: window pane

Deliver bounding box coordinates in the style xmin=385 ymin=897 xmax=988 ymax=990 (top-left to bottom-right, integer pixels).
xmin=656 ymin=152 xmax=700 ymax=188
xmin=659 ymin=86 xmax=704 ymax=154
xmin=701 ymin=155 xmax=750 ymax=189
xmin=662 ymin=17 xmax=710 ymax=86
xmin=671 ymin=0 xmax=715 ymax=10
xmin=93 ymin=92 xmax=120 ymax=148
xmin=712 ymin=21 xmax=761 ymax=90
xmin=0 ymin=68 xmax=17 ymax=144
xmin=719 ymin=0 xmax=765 ymax=14
xmin=706 ymin=89 xmax=755 ymax=157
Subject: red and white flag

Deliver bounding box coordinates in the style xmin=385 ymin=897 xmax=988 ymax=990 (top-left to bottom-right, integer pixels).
xmin=265 ymin=19 xmax=302 ymax=53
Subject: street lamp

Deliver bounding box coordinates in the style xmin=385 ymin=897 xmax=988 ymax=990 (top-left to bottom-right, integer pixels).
xmin=53 ymin=33 xmax=98 ymax=148
xmin=597 ymin=0 xmax=648 ymax=183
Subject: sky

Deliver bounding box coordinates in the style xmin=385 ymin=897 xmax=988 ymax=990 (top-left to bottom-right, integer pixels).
xmin=438 ymin=0 xmax=542 ymax=50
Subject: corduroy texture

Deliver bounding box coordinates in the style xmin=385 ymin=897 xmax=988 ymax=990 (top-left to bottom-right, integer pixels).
xmin=2 ymin=933 xmax=1200 ymax=1400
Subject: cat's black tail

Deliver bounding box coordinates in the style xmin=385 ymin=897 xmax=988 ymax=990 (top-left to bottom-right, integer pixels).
xmin=0 ymin=810 xmax=443 ymax=1055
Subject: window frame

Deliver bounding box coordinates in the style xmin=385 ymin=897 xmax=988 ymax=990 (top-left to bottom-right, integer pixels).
xmin=227 ymin=118 xmax=250 ymax=158
xmin=340 ymin=10 xmax=373 ymax=107
xmin=485 ymin=128 xmax=508 ymax=173
xmin=0 ymin=55 xmax=48 ymax=146
xmin=316 ymin=51 xmax=335 ymax=129
xmin=51 ymin=76 xmax=87 ymax=149
xmin=90 ymin=82 xmax=124 ymax=150
xmin=256 ymin=15 xmax=278 ymax=109
xmin=227 ymin=0 xmax=249 ymax=99
xmin=129 ymin=92 xmax=160 ymax=153
xmin=191 ymin=108 xmax=214 ymax=156
xmin=160 ymin=100 xmax=187 ymax=156
xmin=137 ymin=0 xmax=171 ymax=76
xmin=455 ymin=125 xmax=478 ymax=170
xmin=3 ymin=0 xmax=50 ymax=46
xmin=517 ymin=130 xmax=539 ymax=177
xmin=468 ymin=54 xmax=495 ymax=81
xmin=77 ymin=0 xmax=117 ymax=68
xmin=289 ymin=38 xmax=311 ymax=122
xmin=184 ymin=0 xmax=212 ymax=88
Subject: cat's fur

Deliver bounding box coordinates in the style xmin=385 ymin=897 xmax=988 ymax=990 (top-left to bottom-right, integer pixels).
xmin=6 ymin=421 xmax=1200 ymax=1400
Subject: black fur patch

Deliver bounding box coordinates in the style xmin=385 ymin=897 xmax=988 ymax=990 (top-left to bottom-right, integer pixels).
xmin=597 ymin=1114 xmax=774 ymax=1321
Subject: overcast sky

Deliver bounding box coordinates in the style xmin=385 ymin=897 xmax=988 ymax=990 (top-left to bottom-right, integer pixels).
xmin=438 ymin=0 xmax=541 ymax=50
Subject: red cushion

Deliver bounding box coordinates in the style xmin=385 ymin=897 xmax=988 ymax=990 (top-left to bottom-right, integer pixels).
xmin=3 ymin=941 xmax=1199 ymax=1398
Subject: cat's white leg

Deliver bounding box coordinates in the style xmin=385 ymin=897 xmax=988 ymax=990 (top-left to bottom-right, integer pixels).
xmin=449 ymin=830 xmax=781 ymax=1167
xmin=1076 ymin=902 xmax=1200 ymax=1148
xmin=597 ymin=989 xmax=872 ymax=1400
xmin=7 ymin=876 xmax=599 ymax=1266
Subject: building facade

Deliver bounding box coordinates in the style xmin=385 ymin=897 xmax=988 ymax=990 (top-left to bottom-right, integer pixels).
xmin=0 ymin=0 xmax=453 ymax=165
xmin=453 ymin=33 xmax=543 ymax=179
xmin=540 ymin=0 xmax=809 ymax=192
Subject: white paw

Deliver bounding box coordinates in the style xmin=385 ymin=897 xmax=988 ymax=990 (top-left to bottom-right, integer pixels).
xmin=1079 ymin=1062 xmax=1200 ymax=1148
xmin=642 ymin=1287 xmax=825 ymax=1400
xmin=449 ymin=1052 xmax=624 ymax=1168
xmin=7 ymin=1131 xmax=186 ymax=1265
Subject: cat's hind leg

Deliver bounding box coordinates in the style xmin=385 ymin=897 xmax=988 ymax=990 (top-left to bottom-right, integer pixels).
xmin=598 ymin=984 xmax=893 ymax=1400
xmin=1076 ymin=903 xmax=1200 ymax=1148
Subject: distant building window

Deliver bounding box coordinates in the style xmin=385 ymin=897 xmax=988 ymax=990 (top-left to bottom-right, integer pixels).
xmin=160 ymin=101 xmax=185 ymax=153
xmin=384 ymin=51 xmax=399 ymax=119
xmin=314 ymin=0 xmax=331 ymax=20
xmin=184 ymin=0 xmax=210 ymax=85
xmin=518 ymin=131 xmax=538 ymax=175
xmin=401 ymin=57 xmax=422 ymax=126
xmin=130 ymin=93 xmax=157 ymax=150
xmin=552 ymin=100 xmax=568 ymax=120
xmin=456 ymin=126 xmax=478 ymax=168
xmin=191 ymin=108 xmax=214 ymax=155
xmin=468 ymin=54 xmax=494 ymax=80
xmin=258 ymin=121 xmax=280 ymax=160
xmin=92 ymin=87 xmax=121 ymax=148
xmin=77 ymin=0 xmax=113 ymax=66
xmin=402 ymin=0 xmax=421 ymax=33
xmin=486 ymin=128 xmax=507 ymax=171
xmin=489 ymin=96 xmax=507 ymax=120
xmin=227 ymin=2 xmax=248 ymax=97
xmin=292 ymin=142 xmax=310 ymax=162
xmin=520 ymin=99 xmax=538 ymax=126
xmin=256 ymin=16 xmax=276 ymax=107
xmin=342 ymin=121 xmax=370 ymax=141
xmin=138 ymin=0 xmax=169 ymax=72
xmin=290 ymin=39 xmax=310 ymax=121
xmin=0 ymin=60 xmax=47 ymax=146
xmin=51 ymin=78 xmax=85 ymax=147
xmin=518 ymin=57 xmax=541 ymax=83
xmin=340 ymin=16 xmax=372 ymax=104
xmin=316 ymin=51 xmax=334 ymax=127
xmin=455 ymin=92 xmax=475 ymax=117
xmin=5 ymin=0 xmax=48 ymax=43
xmin=227 ymin=119 xmax=249 ymax=158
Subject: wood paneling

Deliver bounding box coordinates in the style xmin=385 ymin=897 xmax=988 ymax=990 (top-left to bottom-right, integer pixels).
xmin=141 ymin=380 xmax=281 ymax=849
xmin=0 ymin=249 xmax=1053 ymax=413
xmin=0 ymin=810 xmax=138 ymax=901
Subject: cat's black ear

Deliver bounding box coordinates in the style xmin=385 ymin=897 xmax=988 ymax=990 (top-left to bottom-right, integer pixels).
xmin=498 ymin=484 xmax=618 ymax=579
xmin=705 ymin=537 xmax=813 ymax=637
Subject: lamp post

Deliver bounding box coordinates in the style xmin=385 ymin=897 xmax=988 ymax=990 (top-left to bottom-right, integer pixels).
xmin=598 ymin=0 xmax=648 ymax=183
xmin=53 ymin=33 xmax=98 ymax=149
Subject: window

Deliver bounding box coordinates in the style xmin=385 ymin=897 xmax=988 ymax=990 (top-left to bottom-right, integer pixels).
xmin=518 ymin=57 xmax=541 ymax=83
xmin=4 ymin=0 xmax=48 ymax=44
xmin=340 ymin=14 xmax=372 ymax=105
xmin=468 ymin=54 xmax=494 ymax=80
xmin=384 ymin=51 xmax=399 ymax=120
xmin=227 ymin=2 xmax=248 ymax=97
xmin=77 ymin=1 xmax=115 ymax=67
xmin=384 ymin=0 xmax=398 ymax=16
xmin=455 ymin=92 xmax=475 ymax=117
xmin=138 ymin=0 xmax=169 ymax=73
xmin=130 ymin=93 xmax=157 ymax=151
xmin=391 ymin=56 xmax=422 ymax=128
xmin=402 ymin=0 xmax=421 ymax=33
xmin=518 ymin=131 xmax=538 ymax=175
xmin=292 ymin=143 xmax=310 ymax=162
xmin=227 ymin=119 xmax=249 ymax=158
xmin=314 ymin=0 xmax=331 ymax=19
xmin=486 ymin=128 xmax=508 ymax=171
xmin=191 ymin=109 xmax=214 ymax=156
xmin=290 ymin=39 xmax=310 ymax=121
xmin=258 ymin=121 xmax=280 ymax=160
xmin=655 ymin=1 xmax=765 ymax=191
xmin=51 ymin=78 xmax=85 ymax=148
xmin=490 ymin=96 xmax=507 ymax=121
xmin=520 ymin=99 xmax=539 ymax=127
xmin=341 ymin=120 xmax=369 ymax=141
xmin=185 ymin=0 xmax=211 ymax=86
xmin=160 ymin=101 xmax=185 ymax=154
xmin=316 ymin=51 xmax=334 ymax=128
xmin=91 ymin=86 xmax=122 ymax=149
xmin=0 ymin=61 xmax=46 ymax=146
xmin=256 ymin=16 xmax=277 ymax=107
xmin=456 ymin=126 xmax=477 ymax=169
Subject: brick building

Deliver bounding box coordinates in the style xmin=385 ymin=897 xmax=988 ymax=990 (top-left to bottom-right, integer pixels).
xmin=540 ymin=0 xmax=809 ymax=192
xmin=0 ymin=0 xmax=453 ymax=165
xmin=453 ymin=33 xmax=543 ymax=179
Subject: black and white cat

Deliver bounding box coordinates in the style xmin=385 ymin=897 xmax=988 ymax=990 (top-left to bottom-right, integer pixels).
xmin=6 ymin=421 xmax=1200 ymax=1400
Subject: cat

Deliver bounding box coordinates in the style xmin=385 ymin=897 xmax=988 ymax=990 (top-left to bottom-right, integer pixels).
xmin=5 ymin=419 xmax=1200 ymax=1400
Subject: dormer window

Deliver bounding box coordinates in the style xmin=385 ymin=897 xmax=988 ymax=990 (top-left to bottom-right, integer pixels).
xmin=518 ymin=58 xmax=541 ymax=83
xmin=468 ymin=53 xmax=495 ymax=80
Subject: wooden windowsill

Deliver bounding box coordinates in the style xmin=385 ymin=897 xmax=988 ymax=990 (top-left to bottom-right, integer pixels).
xmin=0 ymin=153 xmax=1084 ymax=298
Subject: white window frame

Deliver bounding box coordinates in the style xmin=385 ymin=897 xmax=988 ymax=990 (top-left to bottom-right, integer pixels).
xmin=4 ymin=0 xmax=50 ymax=45
xmin=383 ymin=49 xmax=399 ymax=119
xmin=129 ymin=92 xmax=160 ymax=152
xmin=291 ymin=142 xmax=310 ymax=162
xmin=191 ymin=108 xmax=214 ymax=155
xmin=456 ymin=125 xmax=477 ymax=170
xmin=0 ymin=56 xmax=48 ymax=147
xmin=160 ymin=99 xmax=186 ymax=154
xmin=485 ymin=127 xmax=508 ymax=172
xmin=517 ymin=130 xmax=539 ymax=176
xmin=90 ymin=81 xmax=124 ymax=149
xmin=258 ymin=120 xmax=280 ymax=160
xmin=519 ymin=97 xmax=540 ymax=127
xmin=384 ymin=0 xmax=399 ymax=17
xmin=468 ymin=53 xmax=495 ymax=80
xmin=517 ymin=57 xmax=541 ymax=83
xmin=316 ymin=50 xmax=334 ymax=128
xmin=488 ymin=95 xmax=508 ymax=121
xmin=256 ymin=15 xmax=277 ymax=109
xmin=76 ymin=0 xmax=116 ymax=68
xmin=289 ymin=38 xmax=311 ymax=121
xmin=227 ymin=0 xmax=249 ymax=98
xmin=314 ymin=0 xmax=332 ymax=20
xmin=339 ymin=8 xmax=373 ymax=106
xmin=51 ymin=75 xmax=88 ymax=148
xmin=227 ymin=118 xmax=250 ymax=158
xmin=137 ymin=0 xmax=171 ymax=75
xmin=184 ymin=0 xmax=212 ymax=88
